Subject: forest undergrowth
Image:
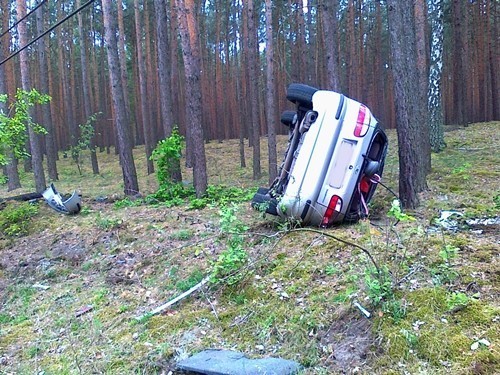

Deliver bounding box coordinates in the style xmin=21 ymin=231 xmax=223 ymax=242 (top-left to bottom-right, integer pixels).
xmin=0 ymin=122 xmax=498 ymax=374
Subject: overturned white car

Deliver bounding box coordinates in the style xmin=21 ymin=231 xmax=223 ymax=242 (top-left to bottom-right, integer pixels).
xmin=252 ymin=83 xmax=388 ymax=227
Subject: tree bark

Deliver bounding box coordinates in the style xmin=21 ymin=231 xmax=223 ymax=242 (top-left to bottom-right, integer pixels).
xmin=488 ymin=0 xmax=500 ymax=120
xmin=452 ymin=0 xmax=467 ymax=125
xmin=175 ymin=0 xmax=208 ymax=197
xmin=319 ymin=0 xmax=340 ymax=91
xmin=428 ymin=0 xmax=446 ymax=152
xmin=246 ymin=0 xmax=261 ymax=180
xmin=386 ymin=0 xmax=429 ymax=208
xmin=76 ymin=0 xmax=99 ymax=175
xmin=116 ymin=0 xmax=133 ymax=146
xmin=265 ymin=0 xmax=277 ymax=184
xmin=154 ymin=0 xmax=182 ymax=183
xmin=414 ymin=0 xmax=431 ymax=171
xmin=36 ymin=5 xmax=59 ymax=181
xmin=153 ymin=0 xmax=174 ymax=138
xmin=134 ymin=0 xmax=154 ymax=174
xmin=17 ymin=0 xmax=46 ymax=193
xmin=101 ymin=0 xmax=140 ymax=196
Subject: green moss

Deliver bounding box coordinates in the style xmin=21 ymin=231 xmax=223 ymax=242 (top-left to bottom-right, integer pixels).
xmin=416 ymin=327 xmax=469 ymax=365
xmin=376 ymin=288 xmax=499 ymax=372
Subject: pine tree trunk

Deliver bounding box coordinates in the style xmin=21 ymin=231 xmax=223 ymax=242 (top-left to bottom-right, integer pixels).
xmin=175 ymin=0 xmax=208 ymax=197
xmin=428 ymin=0 xmax=446 ymax=152
xmin=101 ymin=0 xmax=140 ymax=196
xmin=153 ymin=0 xmax=174 ymax=138
xmin=59 ymin=4 xmax=78 ymax=150
xmin=36 ymin=5 xmax=59 ymax=181
xmin=117 ymin=0 xmax=133 ymax=146
xmin=265 ymin=0 xmax=277 ymax=184
xmin=387 ymin=0 xmax=429 ymax=209
xmin=134 ymin=0 xmax=154 ymax=174
xmin=414 ymin=0 xmax=431 ymax=172
xmin=76 ymin=0 xmax=99 ymax=175
xmin=488 ymin=0 xmax=500 ymax=120
xmin=16 ymin=0 xmax=46 ymax=193
xmin=246 ymin=0 xmax=261 ymax=180
xmin=154 ymin=0 xmax=182 ymax=183
xmin=319 ymin=0 xmax=340 ymax=91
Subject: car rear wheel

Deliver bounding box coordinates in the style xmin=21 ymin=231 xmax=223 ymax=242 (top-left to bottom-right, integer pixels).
xmin=280 ymin=110 xmax=297 ymax=127
xmin=286 ymin=83 xmax=318 ymax=109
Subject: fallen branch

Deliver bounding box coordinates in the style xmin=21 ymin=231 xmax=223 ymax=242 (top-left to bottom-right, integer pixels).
xmin=287 ymin=228 xmax=380 ymax=273
xmin=1 ymin=192 xmax=42 ymax=202
xmin=135 ymin=276 xmax=210 ymax=321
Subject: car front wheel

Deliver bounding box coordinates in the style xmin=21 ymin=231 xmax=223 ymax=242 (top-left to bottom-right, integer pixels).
xmin=286 ymin=83 xmax=318 ymax=109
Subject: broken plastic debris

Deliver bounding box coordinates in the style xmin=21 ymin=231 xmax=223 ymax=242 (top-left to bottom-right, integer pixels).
xmin=42 ymin=183 xmax=81 ymax=214
xmin=32 ymin=283 xmax=50 ymax=290
xmin=433 ymin=210 xmax=464 ymax=231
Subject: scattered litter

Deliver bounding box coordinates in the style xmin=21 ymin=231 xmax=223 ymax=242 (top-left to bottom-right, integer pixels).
xmin=75 ymin=305 xmax=93 ymax=317
xmin=42 ymin=183 xmax=81 ymax=214
xmin=32 ymin=283 xmax=50 ymax=290
xmin=432 ymin=210 xmax=465 ymax=231
xmin=471 ymin=338 xmax=491 ymax=351
xmin=430 ymin=211 xmax=499 ymax=233
xmin=176 ymin=349 xmax=302 ymax=375
xmin=466 ymin=216 xmax=500 ymax=226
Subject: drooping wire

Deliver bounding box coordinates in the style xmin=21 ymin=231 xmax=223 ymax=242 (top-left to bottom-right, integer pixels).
xmin=0 ymin=0 xmax=96 ymax=68
xmin=0 ymin=0 xmax=48 ymax=40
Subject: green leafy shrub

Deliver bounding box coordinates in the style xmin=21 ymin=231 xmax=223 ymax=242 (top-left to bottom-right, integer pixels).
xmin=150 ymin=131 xmax=255 ymax=208
xmin=446 ymin=291 xmax=469 ymax=311
xmin=210 ymin=205 xmax=249 ymax=285
xmin=151 ymin=128 xmax=183 ymax=186
xmin=0 ymin=202 xmax=39 ymax=237
xmin=365 ymin=266 xmax=393 ymax=306
xmin=68 ymin=113 xmax=100 ymax=174
xmin=0 ymin=89 xmax=50 ymax=166
xmin=387 ymin=199 xmax=415 ymax=222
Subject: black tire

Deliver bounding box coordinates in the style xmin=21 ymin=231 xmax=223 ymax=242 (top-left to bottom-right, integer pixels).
xmin=280 ymin=110 xmax=297 ymax=127
xmin=286 ymin=83 xmax=318 ymax=108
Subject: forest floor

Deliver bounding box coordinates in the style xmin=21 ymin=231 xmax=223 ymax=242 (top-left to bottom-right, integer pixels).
xmin=0 ymin=122 xmax=499 ymax=374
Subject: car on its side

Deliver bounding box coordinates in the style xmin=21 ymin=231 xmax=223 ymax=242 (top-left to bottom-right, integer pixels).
xmin=252 ymin=83 xmax=388 ymax=227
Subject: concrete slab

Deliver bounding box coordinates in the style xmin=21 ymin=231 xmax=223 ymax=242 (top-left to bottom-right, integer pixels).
xmin=176 ymin=349 xmax=302 ymax=375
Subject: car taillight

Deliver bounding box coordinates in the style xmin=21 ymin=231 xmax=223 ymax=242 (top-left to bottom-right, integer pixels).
xmin=321 ymin=195 xmax=343 ymax=227
xmin=354 ymin=105 xmax=370 ymax=137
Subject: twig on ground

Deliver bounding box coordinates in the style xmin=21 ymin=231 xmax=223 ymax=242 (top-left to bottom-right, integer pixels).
xmin=201 ymin=288 xmax=220 ymax=322
xmin=396 ymin=264 xmax=423 ymax=286
xmin=287 ymin=228 xmax=380 ymax=273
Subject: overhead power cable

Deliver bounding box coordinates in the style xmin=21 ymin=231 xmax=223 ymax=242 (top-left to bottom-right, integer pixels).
xmin=0 ymin=0 xmax=48 ymax=40
xmin=0 ymin=0 xmax=95 ymax=68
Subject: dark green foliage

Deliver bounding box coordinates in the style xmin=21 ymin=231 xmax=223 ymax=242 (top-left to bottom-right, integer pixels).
xmin=0 ymin=202 xmax=39 ymax=237
xmin=151 ymin=127 xmax=183 ymax=189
